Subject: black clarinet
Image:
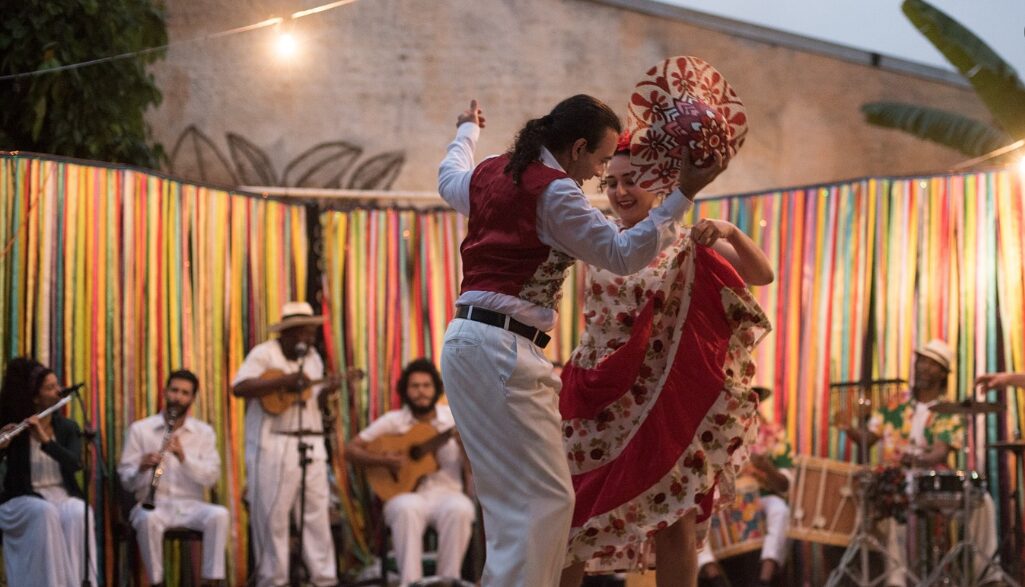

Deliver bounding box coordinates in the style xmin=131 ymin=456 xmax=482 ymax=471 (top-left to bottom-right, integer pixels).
xmin=141 ymin=405 xmax=181 ymax=510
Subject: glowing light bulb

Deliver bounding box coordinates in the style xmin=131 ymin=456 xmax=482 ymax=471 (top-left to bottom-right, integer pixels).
xmin=275 ymin=32 xmax=298 ymax=59
xmin=1018 ymin=155 xmax=1025 ymax=175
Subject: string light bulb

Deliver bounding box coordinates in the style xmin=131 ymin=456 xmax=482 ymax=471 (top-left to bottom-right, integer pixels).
xmin=1018 ymin=155 xmax=1025 ymax=175
xmin=275 ymin=31 xmax=298 ymax=59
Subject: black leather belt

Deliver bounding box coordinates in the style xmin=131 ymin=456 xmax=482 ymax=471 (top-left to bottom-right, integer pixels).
xmin=454 ymin=305 xmax=551 ymax=349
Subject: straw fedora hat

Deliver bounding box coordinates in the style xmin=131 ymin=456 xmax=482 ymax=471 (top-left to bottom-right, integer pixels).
xmin=269 ymin=301 xmax=324 ymax=332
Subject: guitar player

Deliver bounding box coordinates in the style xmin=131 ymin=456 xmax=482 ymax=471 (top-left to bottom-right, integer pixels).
xmin=231 ymin=301 xmax=343 ymax=587
xmin=345 ymin=358 xmax=476 ymax=587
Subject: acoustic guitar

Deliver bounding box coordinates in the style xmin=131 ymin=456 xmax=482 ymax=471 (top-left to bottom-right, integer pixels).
xmin=365 ymin=422 xmax=455 ymax=502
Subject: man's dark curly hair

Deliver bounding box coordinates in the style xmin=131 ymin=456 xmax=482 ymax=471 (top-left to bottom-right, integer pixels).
xmin=396 ymin=358 xmax=443 ymax=406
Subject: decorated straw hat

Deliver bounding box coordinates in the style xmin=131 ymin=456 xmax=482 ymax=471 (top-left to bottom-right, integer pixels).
xmin=626 ymin=56 xmax=748 ymax=194
xmin=914 ymin=339 xmax=954 ymax=372
xmin=269 ymin=301 xmax=324 ymax=332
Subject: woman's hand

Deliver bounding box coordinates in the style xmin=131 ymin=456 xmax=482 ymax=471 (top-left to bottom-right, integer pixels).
xmin=691 ymin=218 xmax=736 ymax=247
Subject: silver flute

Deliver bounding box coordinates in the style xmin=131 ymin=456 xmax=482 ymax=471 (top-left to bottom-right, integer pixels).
xmin=0 ymin=395 xmax=73 ymax=445
xmin=141 ymin=405 xmax=181 ymax=510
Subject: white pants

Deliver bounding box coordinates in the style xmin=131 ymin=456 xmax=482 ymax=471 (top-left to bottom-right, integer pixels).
xmin=0 ymin=493 xmax=97 ymax=587
xmin=248 ymin=456 xmax=337 ymax=587
xmin=384 ymin=487 xmax=476 ymax=586
xmin=130 ymin=498 xmax=229 ymax=583
xmin=697 ymin=494 xmax=790 ymax=567
xmin=881 ymin=492 xmax=999 ymax=586
xmin=441 ymin=319 xmax=574 ymax=587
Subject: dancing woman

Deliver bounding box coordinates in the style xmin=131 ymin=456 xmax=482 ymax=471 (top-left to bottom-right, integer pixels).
xmin=559 ymin=56 xmax=773 ymax=587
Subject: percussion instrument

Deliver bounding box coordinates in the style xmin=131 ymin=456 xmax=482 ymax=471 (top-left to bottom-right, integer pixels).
xmin=788 ymin=455 xmax=859 ymax=546
xmin=912 ymin=469 xmax=984 ymax=512
xmin=929 ymin=400 xmax=1005 ymax=415
xmin=706 ymin=477 xmax=766 ymax=558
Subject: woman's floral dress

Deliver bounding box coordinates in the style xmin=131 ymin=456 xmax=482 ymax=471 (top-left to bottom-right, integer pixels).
xmin=560 ymin=228 xmax=771 ymax=571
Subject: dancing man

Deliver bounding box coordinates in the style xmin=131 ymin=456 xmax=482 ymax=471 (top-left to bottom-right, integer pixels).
xmin=437 ymin=94 xmax=726 ymax=586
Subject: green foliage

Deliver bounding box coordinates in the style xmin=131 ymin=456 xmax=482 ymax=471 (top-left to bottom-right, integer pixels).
xmin=902 ymin=0 xmax=1025 ymax=139
xmin=862 ymin=102 xmax=1012 ymax=157
xmin=0 ymin=0 xmax=168 ymax=168
xmin=863 ymin=0 xmax=1025 ymax=158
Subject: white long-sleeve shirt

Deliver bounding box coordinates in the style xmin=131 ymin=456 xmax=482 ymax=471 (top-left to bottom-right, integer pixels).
xmin=438 ymin=122 xmax=692 ymax=331
xmin=118 ymin=414 xmax=221 ymax=503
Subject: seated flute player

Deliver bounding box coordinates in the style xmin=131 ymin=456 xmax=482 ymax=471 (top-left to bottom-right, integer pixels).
xmin=345 ymin=359 xmax=475 ymax=587
xmin=118 ymin=369 xmax=229 ymax=587
xmin=0 ymin=356 xmax=98 ymax=586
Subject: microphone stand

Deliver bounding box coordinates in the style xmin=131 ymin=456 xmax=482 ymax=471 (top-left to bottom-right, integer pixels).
xmin=68 ymin=385 xmax=106 ymax=587
xmin=293 ymin=345 xmax=313 ymax=587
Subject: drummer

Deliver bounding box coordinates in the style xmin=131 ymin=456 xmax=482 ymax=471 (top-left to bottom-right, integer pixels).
xmin=846 ymin=339 xmax=998 ymax=586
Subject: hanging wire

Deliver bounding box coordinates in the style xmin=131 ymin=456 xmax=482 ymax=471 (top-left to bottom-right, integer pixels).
xmin=0 ymin=0 xmax=361 ymax=82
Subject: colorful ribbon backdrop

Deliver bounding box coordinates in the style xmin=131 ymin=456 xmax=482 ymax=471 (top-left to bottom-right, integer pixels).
xmin=0 ymin=153 xmax=307 ymax=585
xmin=2 ymin=151 xmax=1023 ymax=576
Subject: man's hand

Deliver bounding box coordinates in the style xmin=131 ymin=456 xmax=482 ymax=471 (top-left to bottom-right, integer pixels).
xmin=676 ymin=149 xmax=726 ymax=200
xmin=167 ymin=436 xmax=185 ymax=463
xmin=691 ymin=218 xmax=736 ymax=247
xmin=138 ymin=452 xmax=163 ymax=473
xmin=457 ymin=99 xmax=486 ymax=128
xmin=382 ymin=452 xmax=406 ymax=478
xmin=281 ymin=371 xmax=309 ymax=393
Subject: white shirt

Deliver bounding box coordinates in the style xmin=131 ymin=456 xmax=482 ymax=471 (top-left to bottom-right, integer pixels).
xmin=231 ymin=339 xmax=328 ymax=462
xmin=358 ymin=404 xmax=464 ymax=494
xmin=438 ymin=122 xmax=693 ymax=331
xmin=908 ymin=399 xmax=937 ymax=452
xmin=118 ymin=414 xmax=221 ymax=503
xmin=29 ymin=437 xmax=64 ymax=493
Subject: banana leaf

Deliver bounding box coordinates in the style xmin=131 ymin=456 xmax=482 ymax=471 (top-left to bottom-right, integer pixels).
xmin=862 ymin=101 xmax=1012 ymax=156
xmin=903 ymin=0 xmax=1025 ymax=138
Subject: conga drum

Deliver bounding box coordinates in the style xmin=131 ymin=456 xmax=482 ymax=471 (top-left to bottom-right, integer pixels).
xmin=787 ymin=455 xmax=859 ymax=546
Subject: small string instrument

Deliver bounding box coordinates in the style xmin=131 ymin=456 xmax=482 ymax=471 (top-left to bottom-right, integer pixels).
xmin=365 ymin=423 xmax=455 ymax=502
xmin=258 ymin=369 xmax=329 ymax=415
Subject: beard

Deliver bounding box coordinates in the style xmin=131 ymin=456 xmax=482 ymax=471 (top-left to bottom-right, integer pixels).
xmin=408 ymin=398 xmax=438 ymax=416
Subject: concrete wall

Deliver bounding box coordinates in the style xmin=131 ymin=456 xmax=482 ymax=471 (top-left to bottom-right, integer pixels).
xmin=147 ymin=0 xmax=991 ymax=196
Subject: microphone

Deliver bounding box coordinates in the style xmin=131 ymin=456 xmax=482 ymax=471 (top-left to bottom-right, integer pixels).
xmin=58 ymin=382 xmax=85 ymax=398
xmin=295 ymin=342 xmax=309 ymax=356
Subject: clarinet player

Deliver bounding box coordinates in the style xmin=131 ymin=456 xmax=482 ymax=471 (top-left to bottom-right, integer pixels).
xmin=118 ymin=369 xmax=229 ymax=586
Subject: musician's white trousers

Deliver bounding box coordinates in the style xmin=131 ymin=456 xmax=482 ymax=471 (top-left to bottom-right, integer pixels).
xmin=697 ymin=495 xmax=790 ymax=567
xmin=384 ymin=488 xmax=476 ymax=586
xmin=129 ymin=498 xmax=229 ymax=583
xmin=248 ymin=456 xmax=337 ymax=587
xmin=0 ymin=493 xmax=97 ymax=587
xmin=442 ymin=319 xmax=574 ymax=587
xmin=881 ymin=492 xmax=998 ymax=586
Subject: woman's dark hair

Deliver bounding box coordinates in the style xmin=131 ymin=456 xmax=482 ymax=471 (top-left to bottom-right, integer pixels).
xmin=505 ymin=94 xmax=622 ymax=184
xmin=397 ymin=358 xmax=443 ymax=406
xmin=0 ymin=357 xmax=54 ymax=425
xmin=166 ymin=368 xmax=200 ymax=395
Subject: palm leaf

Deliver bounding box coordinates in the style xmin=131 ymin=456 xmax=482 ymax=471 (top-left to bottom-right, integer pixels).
xmin=903 ymin=0 xmax=1025 ymax=137
xmin=862 ymin=102 xmax=1011 ymax=156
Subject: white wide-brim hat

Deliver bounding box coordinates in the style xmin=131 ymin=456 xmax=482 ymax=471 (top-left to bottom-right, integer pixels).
xmin=269 ymin=301 xmax=324 ymax=332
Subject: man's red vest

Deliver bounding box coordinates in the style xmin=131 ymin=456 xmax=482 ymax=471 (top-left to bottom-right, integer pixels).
xmin=459 ymin=154 xmax=574 ymax=310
